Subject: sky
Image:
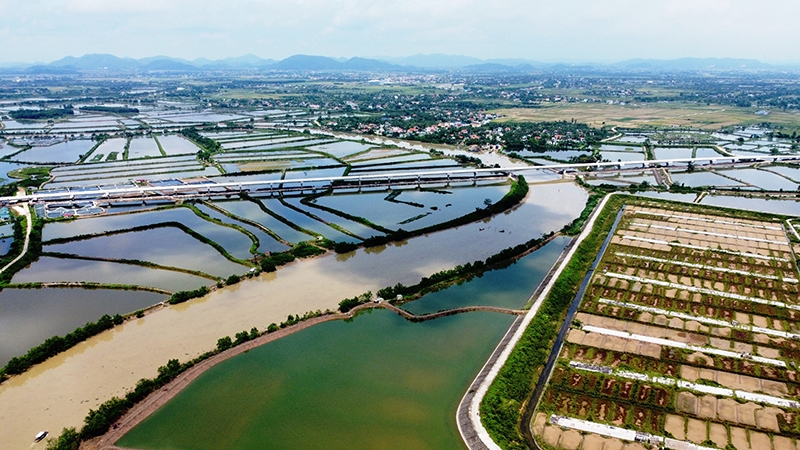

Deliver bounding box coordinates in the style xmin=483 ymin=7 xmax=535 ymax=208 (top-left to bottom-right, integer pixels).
xmin=0 ymin=0 xmax=798 ymax=64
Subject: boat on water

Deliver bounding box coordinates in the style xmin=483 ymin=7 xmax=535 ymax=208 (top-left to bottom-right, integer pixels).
xmin=34 ymin=431 xmax=48 ymax=442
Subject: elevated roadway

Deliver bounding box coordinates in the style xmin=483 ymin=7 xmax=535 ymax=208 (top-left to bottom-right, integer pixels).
xmin=1 ymin=154 xmax=797 ymax=206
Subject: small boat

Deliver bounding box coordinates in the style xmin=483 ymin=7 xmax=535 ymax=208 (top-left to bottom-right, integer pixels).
xmin=34 ymin=431 xmax=48 ymax=442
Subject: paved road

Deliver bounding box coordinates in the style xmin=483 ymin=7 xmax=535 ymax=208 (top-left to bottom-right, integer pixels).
xmin=519 ymin=206 xmax=626 ymax=449
xmin=0 ymin=191 xmax=31 ymax=275
xmin=3 ymin=154 xmax=797 ymax=206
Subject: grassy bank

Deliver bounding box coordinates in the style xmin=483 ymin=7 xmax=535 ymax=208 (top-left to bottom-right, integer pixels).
xmin=479 ymin=194 xmax=623 ymax=449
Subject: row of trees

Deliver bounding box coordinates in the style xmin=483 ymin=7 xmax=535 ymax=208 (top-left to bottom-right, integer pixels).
xmin=180 ymin=127 xmax=220 ymax=161
xmin=1 ymin=314 xmax=124 ymax=380
xmin=10 ymin=106 xmax=73 ymax=120
xmin=78 ymin=106 xmax=139 ymax=114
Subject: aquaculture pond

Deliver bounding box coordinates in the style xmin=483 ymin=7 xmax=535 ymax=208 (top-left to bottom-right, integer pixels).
xmin=310 ymin=184 xmax=511 ymax=231
xmin=43 ymin=227 xmax=246 ymax=277
xmin=0 ymin=144 xmax=20 ymax=159
xmin=193 ymin=204 xmax=289 ymax=254
xmin=118 ymin=233 xmax=568 ymax=450
xmin=282 ymin=198 xmax=385 ymax=240
xmin=652 ymin=147 xmax=693 ymax=160
xmin=12 ymin=256 xmax=211 ymax=292
xmin=403 ymin=235 xmax=570 ymax=315
xmin=93 ymin=138 xmax=127 ymax=156
xmin=716 ymin=168 xmax=799 ymax=191
xmin=515 ymin=149 xmax=590 ymax=161
xmin=694 ymin=147 xmax=722 ymax=159
xmin=157 ymin=135 xmax=200 ymax=155
xmin=601 ymin=150 xmax=645 ymax=163
xmin=260 ymin=198 xmax=358 ymax=243
xmin=220 ymin=136 xmax=309 ymax=150
xmin=13 ymin=140 xmax=96 ymax=164
xmin=669 ymin=171 xmax=745 ymax=187
xmin=212 ymin=200 xmax=315 ymax=244
xmin=42 ymin=207 xmax=255 ymax=261
xmin=764 ymin=165 xmax=800 ymax=182
xmin=127 ymin=137 xmax=162 ymax=158
xmin=598 ymin=144 xmax=641 ymax=152
xmin=0 ymin=288 xmax=167 ymax=366
xmin=0 ymin=237 xmax=12 ymax=256
xmin=306 ymin=141 xmax=375 ymax=158
xmin=634 ymin=192 xmax=699 ymax=203
xmin=46 ymin=167 xmax=222 ymax=189
xmin=700 ymin=195 xmax=800 ymax=216
xmin=347 ymin=150 xmax=423 ymax=163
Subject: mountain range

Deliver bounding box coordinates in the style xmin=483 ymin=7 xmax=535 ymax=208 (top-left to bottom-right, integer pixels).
xmin=7 ymin=53 xmax=792 ymax=74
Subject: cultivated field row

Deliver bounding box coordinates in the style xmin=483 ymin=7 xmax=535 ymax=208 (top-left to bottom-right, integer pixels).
xmin=535 ymin=202 xmax=800 ymax=450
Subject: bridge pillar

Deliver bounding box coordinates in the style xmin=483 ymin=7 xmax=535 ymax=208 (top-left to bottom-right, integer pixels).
xmin=473 ymin=171 xmax=477 ymax=186
xmin=446 ymin=173 xmax=450 ymax=187
xmin=417 ymin=175 xmax=421 ymax=189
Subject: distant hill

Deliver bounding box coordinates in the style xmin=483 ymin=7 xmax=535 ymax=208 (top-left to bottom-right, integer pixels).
xmin=143 ymin=59 xmax=199 ymax=72
xmin=342 ymin=57 xmax=397 ymax=71
xmin=462 ymin=63 xmax=535 ymax=73
xmin=382 ymin=53 xmax=485 ymax=68
xmin=28 ymin=53 xmax=397 ymax=72
xmin=274 ymin=55 xmax=344 ymax=70
xmin=25 ymin=65 xmax=80 ymax=74
xmin=0 ymin=53 xmax=790 ymax=73
xmin=49 ymin=54 xmax=141 ymax=70
xmin=272 ymin=55 xmax=400 ymax=71
xmin=613 ymin=57 xmax=772 ymax=70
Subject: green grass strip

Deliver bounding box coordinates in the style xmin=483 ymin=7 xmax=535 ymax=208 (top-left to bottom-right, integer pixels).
xmin=201 ymin=201 xmax=291 ymax=246
xmin=479 ymin=194 xmax=624 ymax=450
xmin=278 ymin=197 xmax=364 ymax=240
xmin=241 ymin=193 xmax=318 ymax=239
xmin=43 ymin=221 xmax=253 ymax=268
xmin=40 ymin=252 xmax=220 ymax=281
xmin=153 ymin=135 xmax=167 ymax=156
xmin=182 ymin=203 xmax=261 ymax=255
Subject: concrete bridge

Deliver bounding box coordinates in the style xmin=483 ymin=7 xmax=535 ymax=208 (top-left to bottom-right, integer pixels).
xmin=2 ymin=154 xmax=797 ymax=206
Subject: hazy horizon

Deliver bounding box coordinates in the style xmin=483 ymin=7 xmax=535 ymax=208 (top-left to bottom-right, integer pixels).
xmin=1 ymin=0 xmax=799 ymax=65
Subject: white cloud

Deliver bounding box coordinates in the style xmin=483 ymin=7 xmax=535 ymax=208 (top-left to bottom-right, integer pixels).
xmin=0 ymin=0 xmax=798 ymax=63
xmin=66 ymin=0 xmax=167 ymax=13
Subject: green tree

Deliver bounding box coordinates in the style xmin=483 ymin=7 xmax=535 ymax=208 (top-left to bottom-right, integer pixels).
xmin=46 ymin=428 xmax=80 ymax=450
xmin=216 ymin=336 xmax=232 ymax=352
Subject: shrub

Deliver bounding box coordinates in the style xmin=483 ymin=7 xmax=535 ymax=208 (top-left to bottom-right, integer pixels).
xmin=338 ymin=291 xmax=372 ymax=312
xmin=290 ymin=242 xmax=325 ymax=258
xmin=168 ymin=286 xmax=210 ymax=305
xmin=46 ymin=427 xmax=80 ymax=450
xmin=2 ymin=314 xmax=124 ymax=376
xmin=216 ymin=337 xmax=232 ymax=352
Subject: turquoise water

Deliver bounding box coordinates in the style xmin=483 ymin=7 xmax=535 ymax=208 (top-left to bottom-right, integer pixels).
xmin=403 ymin=236 xmax=570 ymax=315
xmin=118 ymin=310 xmax=513 ymax=450
xmin=117 ymin=238 xmax=565 ymax=450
